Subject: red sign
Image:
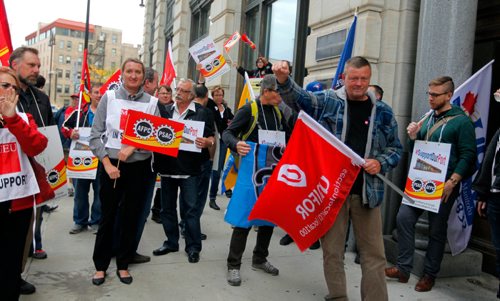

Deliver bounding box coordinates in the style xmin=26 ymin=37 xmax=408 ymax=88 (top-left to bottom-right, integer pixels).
xmin=159 ymin=41 xmax=176 ymax=87
xmin=122 ymin=110 xmax=184 ymax=157
xmin=0 ymin=0 xmax=13 ymax=66
xmin=0 ymin=142 xmax=21 ymax=174
xmin=249 ymin=112 xmax=364 ymax=251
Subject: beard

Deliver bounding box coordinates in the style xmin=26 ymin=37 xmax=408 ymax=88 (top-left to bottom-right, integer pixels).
xmin=19 ymin=74 xmax=37 ymax=86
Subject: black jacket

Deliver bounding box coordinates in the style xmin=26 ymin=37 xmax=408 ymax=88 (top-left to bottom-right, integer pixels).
xmin=473 ymin=128 xmax=500 ymax=201
xmin=206 ymin=98 xmax=233 ymax=135
xmin=154 ymin=102 xmax=215 ymax=176
xmin=17 ymin=86 xmax=55 ymax=127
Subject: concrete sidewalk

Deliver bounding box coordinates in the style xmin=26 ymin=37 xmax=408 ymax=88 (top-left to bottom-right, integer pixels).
xmin=21 ymin=195 xmax=498 ymax=301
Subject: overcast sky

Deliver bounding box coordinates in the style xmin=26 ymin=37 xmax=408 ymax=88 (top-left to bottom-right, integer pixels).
xmin=4 ymin=0 xmax=145 ymax=48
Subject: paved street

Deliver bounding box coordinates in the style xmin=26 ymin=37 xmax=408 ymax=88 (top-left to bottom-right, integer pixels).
xmin=21 ymin=194 xmax=499 ymax=301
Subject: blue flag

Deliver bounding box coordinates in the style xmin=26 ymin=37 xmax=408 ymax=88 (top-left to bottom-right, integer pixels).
xmin=331 ymin=14 xmax=357 ymax=90
xmin=224 ymin=142 xmax=284 ymax=228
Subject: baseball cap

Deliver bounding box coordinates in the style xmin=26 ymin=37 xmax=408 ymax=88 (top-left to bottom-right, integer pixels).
xmin=260 ymin=74 xmax=277 ymax=94
xmin=70 ymin=93 xmax=79 ymax=99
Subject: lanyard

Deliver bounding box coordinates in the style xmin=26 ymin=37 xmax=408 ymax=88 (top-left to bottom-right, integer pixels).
xmin=18 ymin=87 xmax=46 ymax=128
xmin=259 ymin=101 xmax=278 ymax=131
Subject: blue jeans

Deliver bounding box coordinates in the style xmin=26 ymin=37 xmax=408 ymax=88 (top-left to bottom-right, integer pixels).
xmin=209 ymin=139 xmax=228 ymax=200
xmin=487 ymin=193 xmax=500 ymax=277
xmin=134 ymin=169 xmax=156 ymax=252
xmin=160 ymin=176 xmax=201 ymax=253
xmin=396 ymin=186 xmax=459 ymax=278
xmin=73 ymin=178 xmax=101 ymax=226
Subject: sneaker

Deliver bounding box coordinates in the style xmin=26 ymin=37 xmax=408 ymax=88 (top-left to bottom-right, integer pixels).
xmin=252 ymin=261 xmax=279 ymax=276
xmin=32 ymin=249 xmax=47 ymax=259
xmin=20 ymin=279 xmax=36 ymax=295
xmin=227 ymin=269 xmax=241 ymax=286
xmin=69 ymin=224 xmax=87 ymax=234
xmin=68 ymin=187 xmax=74 ymax=197
xmin=89 ymin=224 xmax=99 ymax=234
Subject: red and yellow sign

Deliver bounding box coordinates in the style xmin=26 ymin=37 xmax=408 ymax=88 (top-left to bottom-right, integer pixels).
xmin=122 ymin=110 xmax=184 ymax=157
xmin=46 ymin=159 xmax=67 ymax=192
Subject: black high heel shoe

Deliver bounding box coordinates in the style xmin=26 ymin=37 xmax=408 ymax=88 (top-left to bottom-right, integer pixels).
xmin=92 ymin=271 xmax=106 ymax=286
xmin=116 ymin=270 xmax=133 ymax=284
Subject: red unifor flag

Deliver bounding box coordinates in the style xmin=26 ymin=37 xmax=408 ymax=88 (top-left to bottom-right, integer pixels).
xmin=122 ymin=110 xmax=184 ymax=157
xmin=249 ymin=111 xmax=365 ymax=251
xmin=159 ymin=40 xmax=176 ymax=86
xmin=99 ymin=69 xmax=122 ymax=95
xmin=0 ymin=0 xmax=13 ymax=66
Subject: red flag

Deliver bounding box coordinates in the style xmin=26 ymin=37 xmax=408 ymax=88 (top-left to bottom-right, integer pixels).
xmin=160 ymin=41 xmax=176 ymax=86
xmin=241 ymin=33 xmax=256 ymax=50
xmin=122 ymin=110 xmax=184 ymax=157
xmin=99 ymin=69 xmax=122 ymax=95
xmin=249 ymin=111 xmax=364 ymax=251
xmin=0 ymin=0 xmax=13 ymax=66
xmin=79 ymin=49 xmax=91 ymax=103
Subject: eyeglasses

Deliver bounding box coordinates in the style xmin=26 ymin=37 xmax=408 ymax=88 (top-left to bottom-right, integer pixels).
xmin=0 ymin=82 xmax=19 ymax=93
xmin=175 ymin=87 xmax=191 ymax=94
xmin=158 ymin=92 xmax=171 ymax=95
xmin=426 ymin=91 xmax=448 ymax=98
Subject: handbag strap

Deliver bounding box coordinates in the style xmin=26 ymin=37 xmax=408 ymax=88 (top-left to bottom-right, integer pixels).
xmin=426 ymin=115 xmax=459 ymax=140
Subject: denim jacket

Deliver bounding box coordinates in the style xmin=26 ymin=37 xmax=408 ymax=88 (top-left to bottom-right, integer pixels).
xmin=277 ymin=77 xmax=402 ymax=208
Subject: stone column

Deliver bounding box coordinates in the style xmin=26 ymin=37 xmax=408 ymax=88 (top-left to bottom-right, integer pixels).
xmin=411 ymin=0 xmax=477 ymax=117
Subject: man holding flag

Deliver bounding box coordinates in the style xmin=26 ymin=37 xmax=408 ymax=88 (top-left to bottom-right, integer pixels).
xmin=386 ymin=76 xmax=476 ymax=292
xmin=273 ymin=56 xmax=402 ymax=301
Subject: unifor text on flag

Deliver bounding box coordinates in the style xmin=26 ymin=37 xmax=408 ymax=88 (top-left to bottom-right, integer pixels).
xmin=249 ymin=111 xmax=364 ymax=251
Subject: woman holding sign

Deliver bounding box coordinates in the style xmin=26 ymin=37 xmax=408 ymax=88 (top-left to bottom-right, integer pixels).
xmin=0 ymin=66 xmax=48 ymax=299
xmin=89 ymin=59 xmax=158 ymax=286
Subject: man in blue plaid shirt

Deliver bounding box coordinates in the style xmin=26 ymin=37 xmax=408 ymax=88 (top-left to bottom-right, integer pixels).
xmin=273 ymin=56 xmax=402 ymax=301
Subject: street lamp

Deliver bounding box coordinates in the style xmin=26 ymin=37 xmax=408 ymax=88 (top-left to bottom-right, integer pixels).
xmin=139 ymin=0 xmax=145 ymax=7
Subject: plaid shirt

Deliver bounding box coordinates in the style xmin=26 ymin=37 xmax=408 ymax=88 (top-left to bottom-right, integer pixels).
xmin=277 ymin=78 xmax=402 ymax=208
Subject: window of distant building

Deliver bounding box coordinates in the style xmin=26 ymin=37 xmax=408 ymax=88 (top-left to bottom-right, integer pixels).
xmin=57 ymin=69 xmax=63 ymax=78
xmin=112 ymin=34 xmax=117 ymax=44
xmin=64 ymin=85 xmax=70 ymax=94
xmin=59 ymin=40 xmax=64 ymax=49
xmin=65 ymin=70 xmax=70 ymax=79
xmin=112 ymin=48 xmax=116 ymax=57
xmin=242 ymin=0 xmax=307 ymax=85
xmin=78 ymin=43 xmax=83 ymax=52
xmin=188 ymin=0 xmax=212 ymax=80
xmin=77 ymin=58 xmax=82 ymax=66
xmin=58 ymin=55 xmax=64 ymax=63
xmin=57 ymin=84 xmax=62 ymax=93
xmin=111 ymin=61 xmax=116 ymax=69
xmin=67 ymin=40 xmax=72 ymax=51
xmin=66 ymin=56 xmax=71 ymax=64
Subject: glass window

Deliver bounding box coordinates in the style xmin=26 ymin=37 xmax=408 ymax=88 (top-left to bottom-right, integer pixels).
xmin=64 ymin=85 xmax=70 ymax=94
xmin=67 ymin=40 xmax=72 ymax=51
xmin=56 ymin=84 xmax=62 ymax=93
xmin=57 ymin=69 xmax=63 ymax=78
xmin=65 ymin=70 xmax=70 ymax=79
xmin=111 ymin=61 xmax=116 ymax=69
xmin=77 ymin=58 xmax=82 ymax=66
xmin=78 ymin=43 xmax=83 ymax=52
xmin=112 ymin=48 xmax=116 ymax=57
xmin=112 ymin=34 xmax=117 ymax=44
xmin=267 ymin=0 xmax=297 ymax=63
xmin=59 ymin=40 xmax=64 ymax=49
xmin=58 ymin=55 xmax=64 ymax=63
xmin=66 ymin=56 xmax=71 ymax=64
xmin=189 ymin=1 xmax=212 ymax=79
xmin=243 ymin=7 xmax=259 ymax=69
